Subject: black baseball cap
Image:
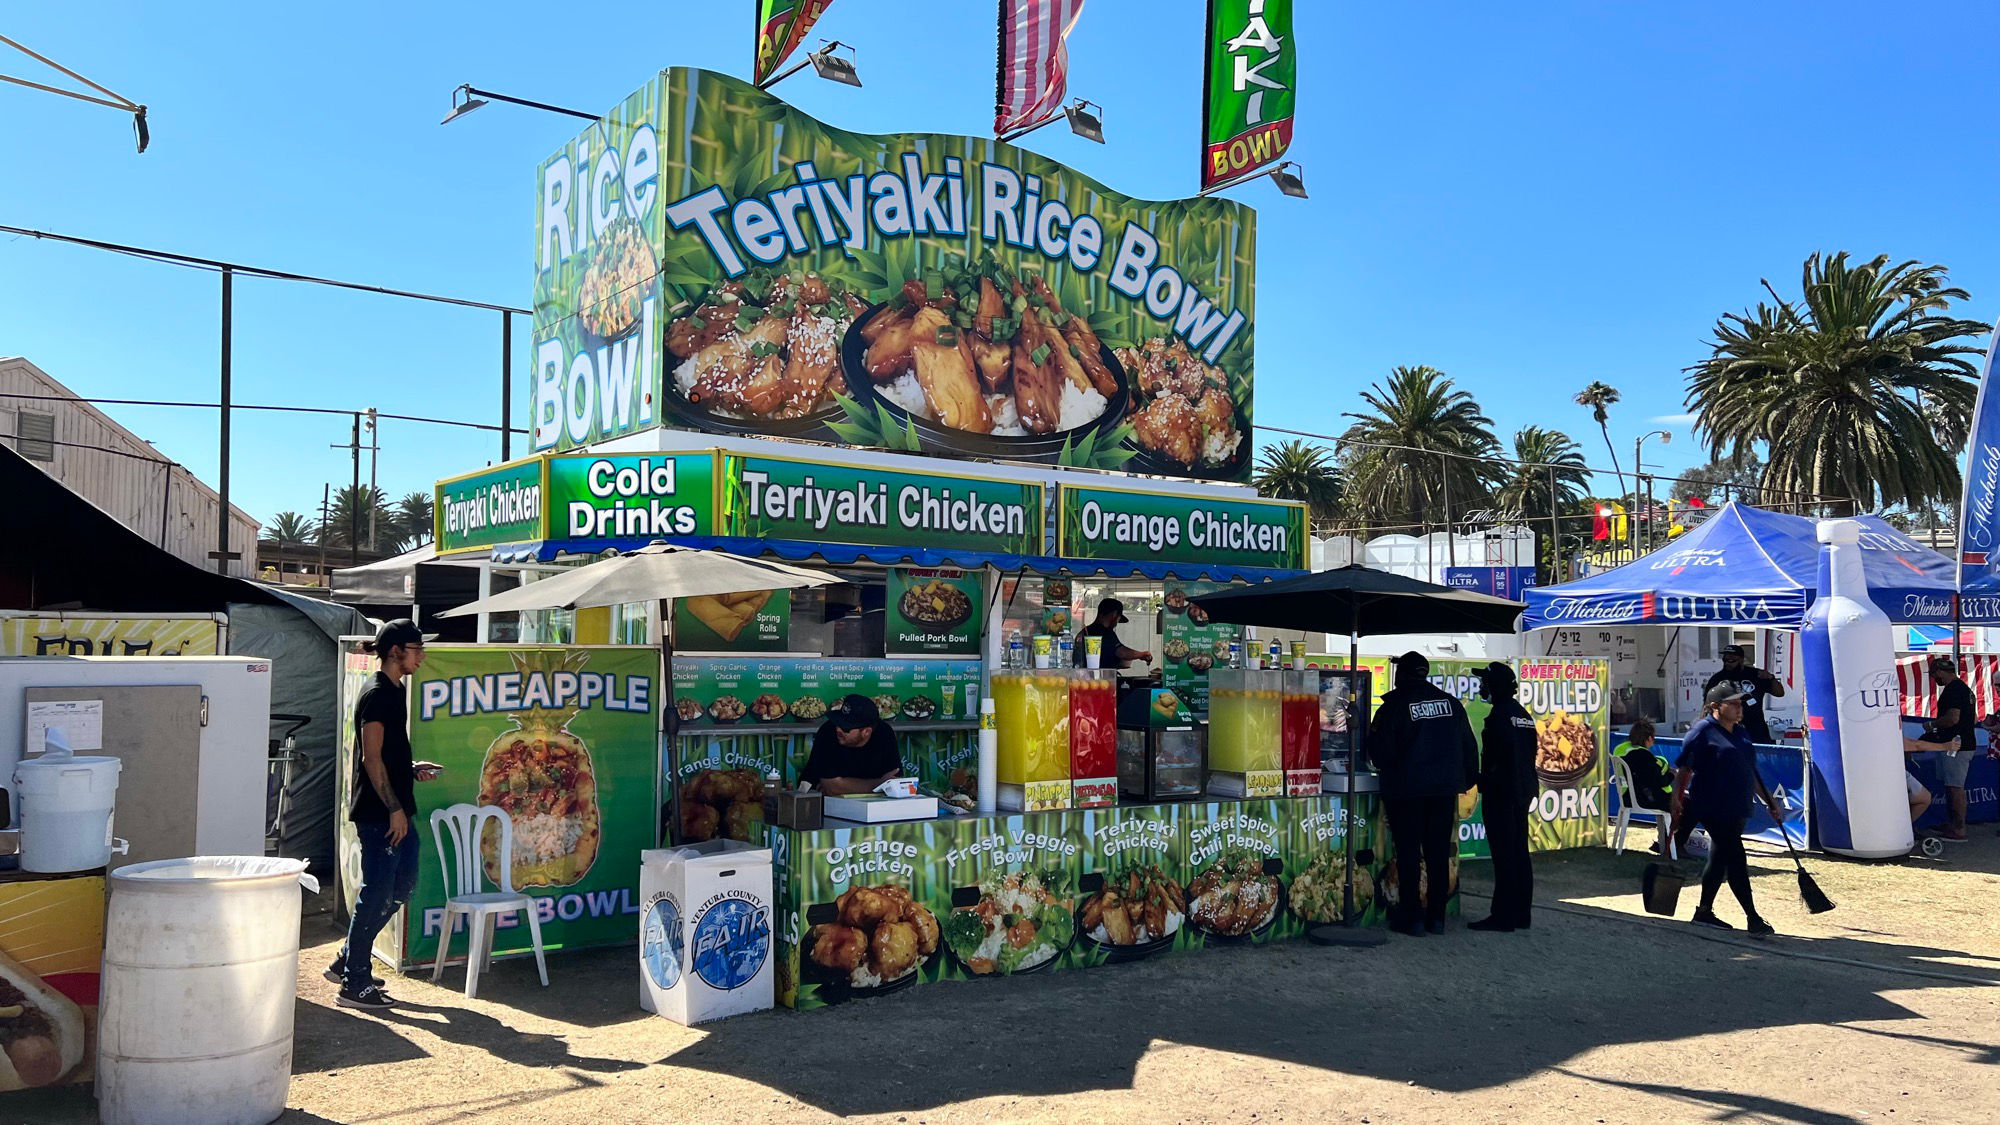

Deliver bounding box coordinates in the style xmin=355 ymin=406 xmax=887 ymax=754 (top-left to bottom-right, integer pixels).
xmin=832 ymin=694 xmax=880 ymax=730
xmin=1473 ymin=660 xmax=1515 ymax=688
xmin=1705 ymin=683 xmax=1746 ymax=706
xmin=1721 ymin=645 xmax=1746 ymax=659
xmin=371 ymin=618 xmax=434 ymax=653
xmin=1391 ymin=651 xmax=1430 ymax=676
xmin=1098 ymin=597 xmax=1128 ymax=623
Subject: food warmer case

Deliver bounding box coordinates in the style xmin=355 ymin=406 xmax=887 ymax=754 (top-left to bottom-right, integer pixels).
xmin=1116 ymin=688 xmax=1207 ymax=802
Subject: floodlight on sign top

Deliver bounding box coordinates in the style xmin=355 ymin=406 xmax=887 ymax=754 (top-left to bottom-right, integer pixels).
xmin=440 ymin=84 xmax=489 ymax=125
xmin=808 ymin=41 xmax=862 ymax=87
xmin=1272 ymin=162 xmax=1307 ymax=199
xmin=1064 ymin=99 xmax=1105 ymax=143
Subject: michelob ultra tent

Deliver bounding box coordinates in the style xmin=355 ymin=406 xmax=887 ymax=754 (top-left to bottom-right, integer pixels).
xmin=1523 ymin=503 xmax=1978 ymax=630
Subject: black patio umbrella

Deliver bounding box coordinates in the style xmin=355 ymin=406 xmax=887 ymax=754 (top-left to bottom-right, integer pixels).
xmin=1190 ymin=565 xmax=1527 ymax=637
xmin=1193 ymin=565 xmax=1525 ymax=945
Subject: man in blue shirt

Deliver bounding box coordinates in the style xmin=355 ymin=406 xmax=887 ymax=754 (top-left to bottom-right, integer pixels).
xmin=1673 ymin=684 xmax=1783 ymax=935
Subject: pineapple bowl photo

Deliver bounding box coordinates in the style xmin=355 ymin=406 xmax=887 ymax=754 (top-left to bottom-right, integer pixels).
xmin=476 ymin=650 xmax=605 ymax=889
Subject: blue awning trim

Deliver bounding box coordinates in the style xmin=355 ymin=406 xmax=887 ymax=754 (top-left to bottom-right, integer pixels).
xmin=486 ymin=535 xmax=1304 ymax=584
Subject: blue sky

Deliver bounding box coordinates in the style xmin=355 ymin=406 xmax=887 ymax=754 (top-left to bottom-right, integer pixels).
xmin=3 ymin=1 xmax=1997 ymax=526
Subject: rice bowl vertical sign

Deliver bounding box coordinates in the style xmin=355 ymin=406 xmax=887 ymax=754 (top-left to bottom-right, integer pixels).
xmin=401 ymin=645 xmax=660 ymax=967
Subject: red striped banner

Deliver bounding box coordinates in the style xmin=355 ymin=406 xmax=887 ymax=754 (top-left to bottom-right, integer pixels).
xmin=1894 ymin=653 xmax=2000 ymax=719
xmin=995 ymin=0 xmax=1087 ymax=136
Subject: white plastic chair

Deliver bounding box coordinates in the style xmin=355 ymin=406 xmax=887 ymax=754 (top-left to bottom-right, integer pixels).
xmin=429 ymin=803 xmax=549 ymax=999
xmin=1611 ymin=753 xmax=1677 ymax=859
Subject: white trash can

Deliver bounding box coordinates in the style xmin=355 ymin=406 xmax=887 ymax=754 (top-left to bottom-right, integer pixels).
xmin=11 ymin=734 xmax=124 ymax=873
xmin=97 ymin=856 xmax=319 ymax=1125
xmin=639 ymin=839 xmax=773 ymax=1025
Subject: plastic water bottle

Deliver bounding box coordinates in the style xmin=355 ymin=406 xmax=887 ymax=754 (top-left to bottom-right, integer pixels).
xmin=1228 ymin=641 xmax=1242 ymax=669
xmin=1267 ymin=640 xmax=1282 ymax=669
xmin=1007 ymin=630 xmax=1024 ymax=669
xmin=1057 ymin=631 xmax=1073 ymax=667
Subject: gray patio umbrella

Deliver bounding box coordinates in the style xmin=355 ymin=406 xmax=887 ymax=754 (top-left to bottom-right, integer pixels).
xmin=438 ymin=542 xmax=835 ymax=617
xmin=440 ymin=541 xmax=838 ymax=847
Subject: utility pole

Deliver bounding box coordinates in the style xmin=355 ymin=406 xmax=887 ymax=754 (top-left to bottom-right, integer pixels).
xmin=365 ymin=407 xmax=380 ymax=551
xmin=317 ymin=483 xmax=331 ymax=586
xmin=332 ymin=414 xmax=362 ymax=566
xmin=210 ymin=268 xmax=238 ymax=575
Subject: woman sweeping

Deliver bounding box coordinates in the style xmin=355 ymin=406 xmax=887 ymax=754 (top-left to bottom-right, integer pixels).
xmin=1672 ymin=684 xmax=1784 ymax=936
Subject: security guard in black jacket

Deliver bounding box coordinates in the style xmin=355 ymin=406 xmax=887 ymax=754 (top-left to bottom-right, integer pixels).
xmin=1470 ymin=661 xmax=1537 ymax=932
xmin=1368 ymin=651 xmax=1478 ymax=936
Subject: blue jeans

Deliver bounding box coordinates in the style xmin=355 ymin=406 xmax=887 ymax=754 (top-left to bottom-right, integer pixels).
xmin=341 ymin=820 xmax=419 ymax=992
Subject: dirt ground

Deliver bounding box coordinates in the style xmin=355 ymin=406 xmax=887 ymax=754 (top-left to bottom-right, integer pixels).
xmin=13 ymin=830 xmax=2000 ymax=1125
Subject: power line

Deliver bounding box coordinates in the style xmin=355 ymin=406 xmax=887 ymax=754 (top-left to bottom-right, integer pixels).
xmin=0 ymin=391 xmax=527 ymax=435
xmin=0 ymin=225 xmax=530 ymax=315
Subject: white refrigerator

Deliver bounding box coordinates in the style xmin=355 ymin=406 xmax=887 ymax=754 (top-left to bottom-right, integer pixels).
xmin=0 ymin=656 xmax=274 ymax=865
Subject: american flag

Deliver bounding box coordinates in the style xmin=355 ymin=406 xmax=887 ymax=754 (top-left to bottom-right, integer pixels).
xmin=1895 ymin=653 xmax=2000 ymax=719
xmin=995 ymin=0 xmax=1087 ymax=136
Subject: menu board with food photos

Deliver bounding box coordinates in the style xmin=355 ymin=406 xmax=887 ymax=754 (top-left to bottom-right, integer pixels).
xmin=671 ymin=657 xmax=983 ymax=729
xmin=1160 ymin=579 xmax=1243 ymax=715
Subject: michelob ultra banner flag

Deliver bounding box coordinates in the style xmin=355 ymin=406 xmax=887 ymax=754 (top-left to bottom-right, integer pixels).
xmin=1957 ymin=321 xmax=2000 ymax=621
xmin=1202 ymin=0 xmax=1297 ymax=191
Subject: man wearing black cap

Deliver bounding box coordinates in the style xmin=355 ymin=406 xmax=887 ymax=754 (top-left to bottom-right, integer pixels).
xmin=1470 ymin=662 xmax=1537 ymax=932
xmin=1368 ymin=651 xmax=1478 ymax=936
xmin=1075 ymin=598 xmax=1153 ymax=669
xmin=334 ymin=619 xmax=441 ymax=1010
xmin=801 ymin=694 xmax=903 ymax=795
xmin=1704 ymin=644 xmax=1784 ymax=744
xmin=1923 ymin=654 xmax=1976 ymax=841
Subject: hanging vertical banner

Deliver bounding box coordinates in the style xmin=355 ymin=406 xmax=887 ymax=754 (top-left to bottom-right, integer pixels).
xmin=753 ymin=1 xmax=837 ymax=86
xmin=995 ymin=0 xmax=1088 ymax=136
xmin=1201 ymin=0 xmax=1297 ymax=191
xmin=1956 ymin=323 xmax=2000 ymax=619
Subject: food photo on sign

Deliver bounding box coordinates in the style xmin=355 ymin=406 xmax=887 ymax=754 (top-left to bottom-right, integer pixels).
xmin=530 ymin=68 xmax=1256 ymax=482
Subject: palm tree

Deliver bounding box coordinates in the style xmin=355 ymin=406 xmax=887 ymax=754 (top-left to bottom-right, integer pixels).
xmin=1253 ymin=440 xmax=1342 ymax=527
xmin=391 ymin=491 xmax=435 ymax=552
xmin=266 ymin=511 xmax=315 ymax=546
xmin=1340 ymin=365 xmax=1500 ymax=531
xmin=321 ymin=485 xmax=394 ymax=550
xmin=1494 ymin=427 xmax=1591 ymax=522
xmin=1686 ymin=252 xmax=1988 ymax=513
xmin=1573 ymin=381 xmax=1625 ymax=499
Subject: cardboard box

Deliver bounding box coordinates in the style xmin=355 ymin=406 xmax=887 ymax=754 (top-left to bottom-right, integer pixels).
xmin=639 ymin=840 xmax=774 ymax=1025
xmin=820 ymin=794 xmax=938 ymax=823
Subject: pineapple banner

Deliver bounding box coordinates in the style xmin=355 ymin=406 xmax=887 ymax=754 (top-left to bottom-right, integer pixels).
xmin=397 ymin=645 xmax=660 ymax=966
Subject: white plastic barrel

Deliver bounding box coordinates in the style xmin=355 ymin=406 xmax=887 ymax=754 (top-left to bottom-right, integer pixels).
xmin=11 ymin=747 xmax=122 ymax=872
xmin=97 ymin=856 xmax=319 ymax=1125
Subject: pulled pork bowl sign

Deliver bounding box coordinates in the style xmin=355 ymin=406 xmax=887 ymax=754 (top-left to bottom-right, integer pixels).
xmin=532 ymin=67 xmax=1257 ymax=482
xmin=886 ymin=567 xmax=986 ymax=656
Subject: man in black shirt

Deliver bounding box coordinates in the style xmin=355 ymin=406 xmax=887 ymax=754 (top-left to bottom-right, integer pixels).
xmin=801 ymin=695 xmax=903 ymax=795
xmin=1369 ymin=651 xmax=1478 ymax=937
xmin=1470 ymin=662 xmax=1537 ymax=933
xmin=1925 ymin=655 xmax=1976 ymax=841
xmin=1074 ymin=598 xmax=1153 ymax=669
xmin=1704 ymin=645 xmax=1784 ymax=744
xmin=333 ymin=619 xmax=438 ymax=1011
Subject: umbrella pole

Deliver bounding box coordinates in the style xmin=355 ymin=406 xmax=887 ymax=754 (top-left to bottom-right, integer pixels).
xmin=1310 ymin=612 xmax=1383 ymax=947
xmin=660 ymin=599 xmax=680 ymax=847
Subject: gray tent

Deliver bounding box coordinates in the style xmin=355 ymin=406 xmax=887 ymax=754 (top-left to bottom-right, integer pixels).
xmin=226 ymin=587 xmax=369 ymax=873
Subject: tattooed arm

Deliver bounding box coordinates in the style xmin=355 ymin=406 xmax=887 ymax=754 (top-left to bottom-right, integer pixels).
xmin=360 ymin=721 xmax=410 ymax=844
